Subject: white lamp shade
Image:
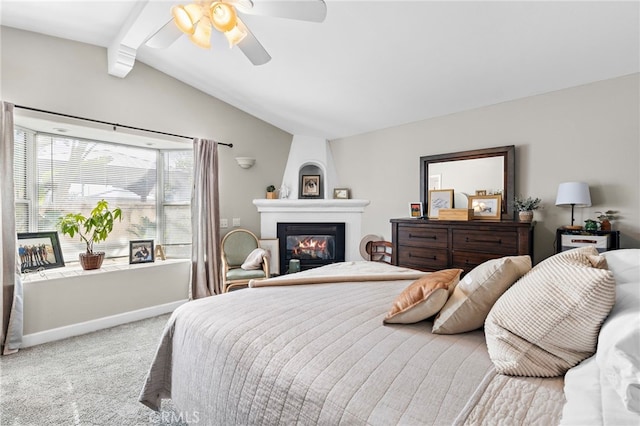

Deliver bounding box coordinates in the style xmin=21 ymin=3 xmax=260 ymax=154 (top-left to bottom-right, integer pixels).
xmin=555 ymin=182 xmax=592 ymax=207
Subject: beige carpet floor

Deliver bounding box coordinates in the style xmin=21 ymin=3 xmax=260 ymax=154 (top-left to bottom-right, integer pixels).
xmin=0 ymin=314 xmax=186 ymax=425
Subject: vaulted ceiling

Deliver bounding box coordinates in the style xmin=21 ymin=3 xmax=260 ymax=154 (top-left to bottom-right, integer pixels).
xmin=2 ymin=1 xmax=639 ymax=139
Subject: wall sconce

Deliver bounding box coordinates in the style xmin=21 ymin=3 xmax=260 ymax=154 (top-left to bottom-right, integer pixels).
xmin=235 ymin=157 xmax=255 ymax=169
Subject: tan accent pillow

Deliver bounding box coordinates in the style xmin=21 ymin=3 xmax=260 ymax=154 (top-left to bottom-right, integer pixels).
xmin=485 ymin=246 xmax=615 ymax=377
xmin=383 ymin=269 xmax=462 ymax=324
xmin=432 ymin=256 xmax=531 ymax=334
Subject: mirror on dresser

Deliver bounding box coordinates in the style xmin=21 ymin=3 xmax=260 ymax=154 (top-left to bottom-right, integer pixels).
xmin=419 ymin=145 xmax=515 ymax=220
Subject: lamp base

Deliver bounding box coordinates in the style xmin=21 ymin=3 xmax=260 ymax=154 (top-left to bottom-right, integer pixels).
xmin=562 ymin=225 xmax=583 ymax=230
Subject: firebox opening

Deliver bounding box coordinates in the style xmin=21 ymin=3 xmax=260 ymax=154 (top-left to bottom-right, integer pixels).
xmin=277 ymin=222 xmax=345 ymax=274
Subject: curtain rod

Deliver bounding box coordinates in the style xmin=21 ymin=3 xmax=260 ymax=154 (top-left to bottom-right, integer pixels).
xmin=14 ymin=105 xmax=233 ymax=148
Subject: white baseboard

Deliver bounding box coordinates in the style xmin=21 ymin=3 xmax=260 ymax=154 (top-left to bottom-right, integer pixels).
xmin=21 ymin=300 xmax=188 ymax=348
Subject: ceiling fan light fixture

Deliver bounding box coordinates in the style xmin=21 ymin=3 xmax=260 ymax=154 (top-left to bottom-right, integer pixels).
xmin=172 ymin=4 xmax=203 ymax=35
xmin=223 ymin=25 xmax=247 ymax=47
xmin=190 ymin=17 xmax=212 ymax=49
xmin=210 ymin=2 xmax=238 ymax=32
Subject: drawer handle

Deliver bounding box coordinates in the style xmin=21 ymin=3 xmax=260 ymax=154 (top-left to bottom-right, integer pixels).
xmin=466 ymin=237 xmax=502 ymax=244
xmin=571 ymin=239 xmax=598 ymax=244
xmin=409 ymin=233 xmax=437 ymax=240
xmin=409 ymin=253 xmax=437 ymax=261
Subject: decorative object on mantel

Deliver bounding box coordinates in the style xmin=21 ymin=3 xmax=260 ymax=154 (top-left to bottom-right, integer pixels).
xmin=57 ymin=199 xmax=122 ymax=270
xmin=555 ymin=182 xmax=591 ymax=230
xmin=266 ymin=185 xmax=277 ymax=199
xmin=235 ymin=157 xmax=255 ymax=169
xmin=514 ymin=195 xmax=542 ymax=223
xmin=333 ymin=188 xmax=350 ymax=199
xmin=279 ymin=184 xmax=289 ymax=199
xmin=595 ymin=210 xmax=616 ymax=231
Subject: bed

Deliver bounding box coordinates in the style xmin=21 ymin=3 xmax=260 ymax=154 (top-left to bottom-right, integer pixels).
xmin=140 ymin=248 xmax=640 ymax=425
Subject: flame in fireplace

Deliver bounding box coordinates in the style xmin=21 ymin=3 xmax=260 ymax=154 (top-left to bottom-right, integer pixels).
xmin=293 ymin=237 xmax=328 ymax=259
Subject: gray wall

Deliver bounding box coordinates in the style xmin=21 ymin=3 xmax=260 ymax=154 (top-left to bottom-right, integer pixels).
xmin=0 ymin=26 xmax=292 ymax=236
xmin=2 ymin=26 xmax=638 ymax=267
xmin=331 ymin=73 xmax=640 ymax=263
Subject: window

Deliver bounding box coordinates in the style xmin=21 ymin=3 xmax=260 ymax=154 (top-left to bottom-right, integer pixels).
xmin=14 ymin=127 xmax=193 ymax=262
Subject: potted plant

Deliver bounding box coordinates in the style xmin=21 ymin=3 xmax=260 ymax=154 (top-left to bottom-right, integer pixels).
xmin=514 ymin=196 xmax=542 ymax=222
xmin=595 ymin=210 xmax=616 ymax=231
xmin=57 ymin=199 xmax=122 ymax=270
xmin=266 ymin=185 xmax=277 ymax=199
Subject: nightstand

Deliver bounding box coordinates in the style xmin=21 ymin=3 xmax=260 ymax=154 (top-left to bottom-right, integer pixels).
xmin=555 ymin=228 xmax=620 ymax=253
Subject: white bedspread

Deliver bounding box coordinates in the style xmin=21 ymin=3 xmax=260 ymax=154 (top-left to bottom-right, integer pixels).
xmin=140 ymin=262 xmax=565 ymax=425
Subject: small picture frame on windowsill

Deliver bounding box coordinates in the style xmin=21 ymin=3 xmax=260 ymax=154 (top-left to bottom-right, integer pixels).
xmin=129 ymin=240 xmax=155 ymax=264
xmin=17 ymin=231 xmax=65 ymax=273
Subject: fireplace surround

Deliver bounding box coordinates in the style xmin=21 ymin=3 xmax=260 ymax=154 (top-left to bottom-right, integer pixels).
xmin=277 ymin=222 xmax=345 ymax=273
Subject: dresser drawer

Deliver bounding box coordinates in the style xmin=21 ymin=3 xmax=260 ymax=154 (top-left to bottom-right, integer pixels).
xmin=452 ymin=229 xmax=517 ymax=255
xmin=452 ymin=251 xmax=506 ymax=272
xmin=398 ymin=225 xmax=448 ymax=248
xmin=397 ymin=246 xmax=448 ymax=271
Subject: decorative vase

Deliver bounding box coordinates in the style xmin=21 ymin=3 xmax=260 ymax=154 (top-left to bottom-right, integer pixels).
xmin=266 ymin=192 xmax=277 ymax=199
xmin=600 ymin=219 xmax=611 ymax=231
xmin=584 ymin=220 xmax=598 ymax=232
xmin=518 ymin=211 xmax=534 ymax=222
xmin=79 ymin=252 xmax=105 ymax=270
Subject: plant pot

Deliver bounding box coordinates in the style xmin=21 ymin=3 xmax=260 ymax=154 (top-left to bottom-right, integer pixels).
xmin=266 ymin=192 xmax=277 ymax=199
xmin=518 ymin=211 xmax=534 ymax=222
xmin=79 ymin=252 xmax=105 ymax=270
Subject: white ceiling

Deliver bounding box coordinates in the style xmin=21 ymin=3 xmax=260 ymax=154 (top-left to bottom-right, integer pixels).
xmin=1 ymin=0 xmax=639 ymax=140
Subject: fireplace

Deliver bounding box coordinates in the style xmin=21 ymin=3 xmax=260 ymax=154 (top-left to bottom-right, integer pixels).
xmin=277 ymin=222 xmax=345 ymax=274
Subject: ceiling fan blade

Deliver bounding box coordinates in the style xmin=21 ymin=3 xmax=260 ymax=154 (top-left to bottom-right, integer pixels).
xmin=227 ymin=0 xmax=254 ymax=14
xmin=145 ymin=19 xmax=183 ymax=49
xmin=236 ymin=19 xmax=271 ymax=65
xmin=241 ymin=0 xmax=327 ymax=23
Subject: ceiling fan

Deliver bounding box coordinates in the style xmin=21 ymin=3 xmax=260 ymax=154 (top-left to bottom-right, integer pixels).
xmin=145 ymin=0 xmax=327 ymax=65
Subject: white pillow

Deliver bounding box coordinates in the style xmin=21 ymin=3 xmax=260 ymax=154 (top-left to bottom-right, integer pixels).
xmin=241 ymin=248 xmax=268 ymax=270
xmin=603 ymin=249 xmax=640 ymax=284
xmin=432 ymin=256 xmax=531 ymax=334
xmin=595 ymin=280 xmax=640 ymax=413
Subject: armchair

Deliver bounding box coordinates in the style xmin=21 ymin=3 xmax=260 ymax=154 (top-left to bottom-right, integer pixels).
xmin=221 ymin=229 xmax=270 ymax=292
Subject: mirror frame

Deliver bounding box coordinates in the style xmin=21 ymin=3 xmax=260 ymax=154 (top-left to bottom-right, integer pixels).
xmin=420 ymin=145 xmax=515 ymax=220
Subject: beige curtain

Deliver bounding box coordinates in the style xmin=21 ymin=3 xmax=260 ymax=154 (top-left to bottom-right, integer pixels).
xmin=191 ymin=138 xmax=222 ymax=298
xmin=1 ymin=101 xmax=23 ymax=355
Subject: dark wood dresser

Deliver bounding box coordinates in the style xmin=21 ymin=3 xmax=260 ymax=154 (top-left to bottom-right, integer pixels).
xmin=390 ymin=218 xmax=534 ymax=273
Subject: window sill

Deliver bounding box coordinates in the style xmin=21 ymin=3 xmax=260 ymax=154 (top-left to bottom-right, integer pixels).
xmin=21 ymin=258 xmax=190 ymax=283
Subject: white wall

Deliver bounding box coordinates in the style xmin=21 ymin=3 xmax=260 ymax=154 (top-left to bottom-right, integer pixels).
xmin=330 ymin=74 xmax=640 ymax=263
xmin=0 ymin=26 xmax=293 ymax=236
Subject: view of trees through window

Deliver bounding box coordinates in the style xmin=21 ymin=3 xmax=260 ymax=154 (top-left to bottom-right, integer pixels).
xmin=14 ymin=127 xmax=193 ymax=262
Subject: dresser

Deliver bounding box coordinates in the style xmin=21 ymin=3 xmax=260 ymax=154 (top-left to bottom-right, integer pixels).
xmin=390 ymin=218 xmax=534 ymax=273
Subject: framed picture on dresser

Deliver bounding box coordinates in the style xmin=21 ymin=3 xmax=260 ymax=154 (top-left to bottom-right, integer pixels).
xmin=428 ymin=189 xmax=454 ymax=219
xmin=469 ymin=195 xmax=502 ymax=220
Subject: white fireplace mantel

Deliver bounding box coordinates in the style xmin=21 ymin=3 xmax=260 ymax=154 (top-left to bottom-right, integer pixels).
xmin=253 ymin=199 xmax=370 ymax=263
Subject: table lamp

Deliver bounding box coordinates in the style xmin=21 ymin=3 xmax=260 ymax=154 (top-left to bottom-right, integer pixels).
xmin=555 ymin=182 xmax=591 ymax=230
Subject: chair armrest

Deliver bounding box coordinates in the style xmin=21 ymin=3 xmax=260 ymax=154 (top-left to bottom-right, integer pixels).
xmin=262 ymin=255 xmax=270 ymax=278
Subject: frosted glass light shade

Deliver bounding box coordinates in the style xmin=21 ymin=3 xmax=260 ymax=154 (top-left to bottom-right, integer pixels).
xmin=555 ymin=182 xmax=592 ymax=206
xmin=235 ymin=157 xmax=255 ymax=169
xmin=172 ymin=4 xmax=203 ymax=35
xmin=190 ymin=18 xmax=212 ymax=49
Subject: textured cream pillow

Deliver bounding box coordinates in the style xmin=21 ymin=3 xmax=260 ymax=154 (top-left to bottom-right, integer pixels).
xmin=383 ymin=269 xmax=462 ymax=324
xmin=485 ymin=246 xmax=615 ymax=377
xmin=432 ymin=256 xmax=531 ymax=334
